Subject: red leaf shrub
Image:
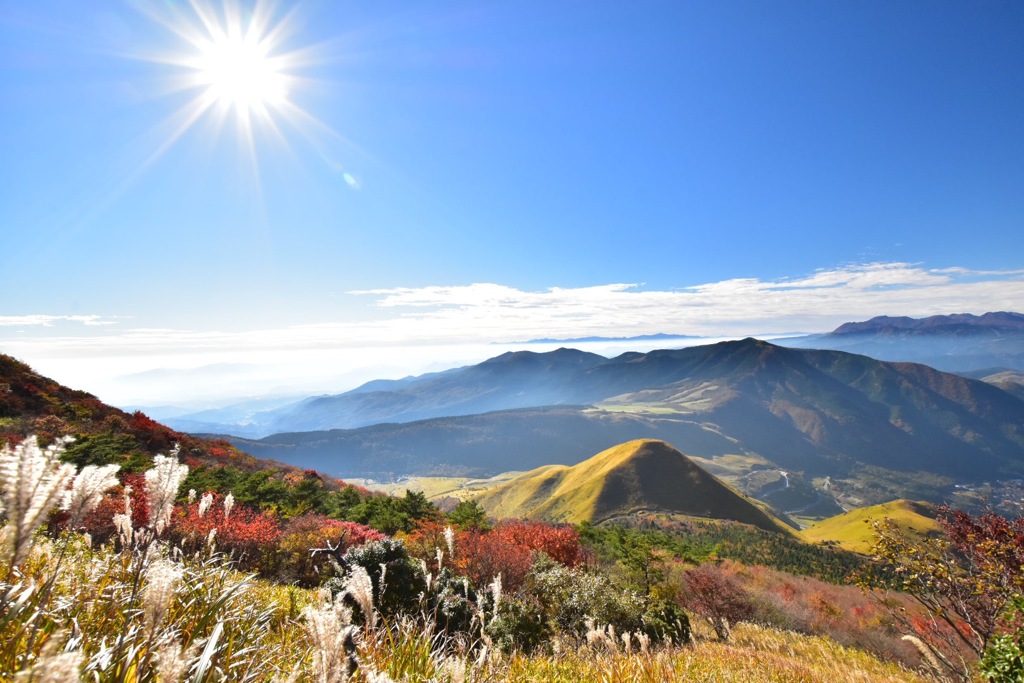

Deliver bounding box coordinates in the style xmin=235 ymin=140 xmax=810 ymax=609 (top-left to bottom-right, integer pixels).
xmin=78 ymin=473 xmax=151 ymax=544
xmin=452 ymin=519 xmax=585 ymax=593
xmin=454 ymin=529 xmax=534 ymax=593
xmin=173 ymin=492 xmax=282 ymax=572
xmin=492 ymin=520 xmax=585 ymax=568
xmin=404 ymin=520 xmax=451 ymax=570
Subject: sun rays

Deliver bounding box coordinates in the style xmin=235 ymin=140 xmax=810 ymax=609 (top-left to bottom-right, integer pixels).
xmin=128 ymin=0 xmax=331 ymax=181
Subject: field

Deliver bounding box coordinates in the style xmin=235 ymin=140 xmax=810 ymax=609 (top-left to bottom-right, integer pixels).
xmin=350 ymin=472 xmax=525 ymax=502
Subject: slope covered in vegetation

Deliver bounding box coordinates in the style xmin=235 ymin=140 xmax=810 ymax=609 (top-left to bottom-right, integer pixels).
xmin=801 ymin=499 xmax=940 ymax=554
xmin=475 ymin=439 xmax=789 ymax=532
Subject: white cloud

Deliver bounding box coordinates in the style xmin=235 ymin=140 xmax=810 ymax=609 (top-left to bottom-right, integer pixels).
xmin=350 ymin=262 xmax=1024 ymax=338
xmin=6 ymin=263 xmax=1024 ymax=357
xmin=0 ymin=314 xmax=118 ymax=327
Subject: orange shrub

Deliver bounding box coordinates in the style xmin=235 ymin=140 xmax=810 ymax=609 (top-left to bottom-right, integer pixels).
xmin=277 ymin=512 xmax=385 ymax=585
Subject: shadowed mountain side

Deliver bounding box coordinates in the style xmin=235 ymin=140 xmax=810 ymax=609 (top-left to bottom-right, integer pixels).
xmin=172 ymin=347 xmax=608 ymax=436
xmin=174 ymin=337 xmax=1024 ymax=442
xmin=474 ymin=439 xmax=789 ymax=532
xmin=606 ymin=341 xmax=1024 ymax=479
xmin=224 ymin=407 xmax=744 ymax=479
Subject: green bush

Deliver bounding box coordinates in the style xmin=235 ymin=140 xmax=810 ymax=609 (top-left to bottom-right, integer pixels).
xmin=487 ymin=595 xmax=552 ymax=654
xmin=981 ymin=597 xmax=1024 ymax=682
xmin=525 ymin=557 xmax=683 ymax=644
xmin=339 ymin=538 xmax=425 ymax=619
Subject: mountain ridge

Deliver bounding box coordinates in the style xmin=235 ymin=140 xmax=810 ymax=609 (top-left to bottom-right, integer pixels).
xmin=224 ymin=339 xmax=1024 ymax=510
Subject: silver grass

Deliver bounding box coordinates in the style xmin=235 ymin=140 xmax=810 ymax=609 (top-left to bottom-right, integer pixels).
xmin=301 ymin=602 xmax=358 ymax=683
xmin=901 ymin=634 xmax=945 ymax=679
xmin=198 ymin=492 xmax=213 ymax=517
xmin=16 ymin=647 xmax=83 ymax=682
xmin=362 ymin=670 xmax=397 ymax=683
xmin=489 ymin=573 xmax=502 ymax=618
xmin=223 ymin=492 xmax=235 ymax=520
xmin=438 ymin=657 xmax=466 ymax=683
xmin=443 ymin=525 xmax=455 ymax=555
xmin=344 ymin=564 xmax=376 ymax=630
xmin=113 ymin=512 xmax=134 ymax=548
xmin=61 ymin=463 xmax=120 ymax=527
xmin=153 ymin=642 xmax=193 ymax=683
xmin=145 ymin=449 xmax=188 ymax=536
xmin=144 ymin=557 xmax=184 ymax=634
xmin=0 ymin=435 xmax=77 ymax=566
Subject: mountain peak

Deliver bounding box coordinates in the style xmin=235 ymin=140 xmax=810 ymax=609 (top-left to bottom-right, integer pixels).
xmin=474 ymin=438 xmax=789 ymax=531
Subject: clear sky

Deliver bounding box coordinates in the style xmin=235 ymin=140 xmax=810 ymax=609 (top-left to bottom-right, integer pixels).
xmin=2 ymin=0 xmax=1023 ymax=405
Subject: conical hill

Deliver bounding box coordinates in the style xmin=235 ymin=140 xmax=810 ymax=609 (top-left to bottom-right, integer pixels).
xmin=475 ymin=438 xmax=788 ymax=532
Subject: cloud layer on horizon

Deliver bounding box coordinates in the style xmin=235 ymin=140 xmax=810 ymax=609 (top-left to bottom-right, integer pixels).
xmin=3 ymin=262 xmax=1023 ymax=359
xmin=352 ymin=262 xmax=1024 ymax=339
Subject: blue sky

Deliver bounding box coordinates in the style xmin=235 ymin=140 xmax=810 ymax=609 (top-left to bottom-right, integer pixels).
xmin=2 ymin=0 xmax=1023 ymax=404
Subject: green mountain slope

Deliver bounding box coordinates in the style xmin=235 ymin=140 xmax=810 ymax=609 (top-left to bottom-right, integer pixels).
xmin=801 ymin=499 xmax=941 ymax=554
xmin=473 ymin=439 xmax=789 ymax=532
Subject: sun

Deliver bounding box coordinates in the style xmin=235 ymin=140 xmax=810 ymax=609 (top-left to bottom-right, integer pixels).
xmin=195 ymin=32 xmax=288 ymax=111
xmin=125 ymin=0 xmax=350 ymax=187
xmin=134 ymin=0 xmax=312 ymax=151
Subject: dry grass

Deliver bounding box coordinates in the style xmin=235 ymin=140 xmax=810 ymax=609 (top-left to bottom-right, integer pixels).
xmin=356 ymin=622 xmax=931 ymax=683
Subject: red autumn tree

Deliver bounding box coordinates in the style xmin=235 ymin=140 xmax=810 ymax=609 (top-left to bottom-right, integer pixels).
xmin=680 ymin=562 xmax=755 ymax=641
xmin=868 ymin=505 xmax=1024 ymax=681
xmin=78 ymin=472 xmax=151 ymax=544
xmin=452 ymin=519 xmax=585 ymax=593
xmin=492 ymin=519 xmax=585 ymax=568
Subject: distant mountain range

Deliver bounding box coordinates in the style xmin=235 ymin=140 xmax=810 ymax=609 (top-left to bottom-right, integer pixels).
xmin=779 ymin=311 xmax=1024 ymax=373
xmin=162 ymin=312 xmax=1024 ymax=437
xmin=523 ymin=333 xmax=700 ymax=344
xmin=225 ymin=337 xmax=1024 ymax=509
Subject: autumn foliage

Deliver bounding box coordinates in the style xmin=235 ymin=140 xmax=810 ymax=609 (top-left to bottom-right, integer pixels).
xmin=278 ymin=512 xmax=385 ymax=585
xmin=172 ymin=493 xmax=282 ymax=571
xmin=867 ymin=505 xmax=1024 ymax=681
xmin=452 ymin=519 xmax=584 ymax=593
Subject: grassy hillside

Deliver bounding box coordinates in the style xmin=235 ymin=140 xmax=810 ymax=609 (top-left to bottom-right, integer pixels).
xmin=475 ymin=439 xmax=789 ymax=532
xmin=801 ymin=499 xmax=940 ymax=554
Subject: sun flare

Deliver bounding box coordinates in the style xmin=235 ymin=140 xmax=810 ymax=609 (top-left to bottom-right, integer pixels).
xmin=195 ymin=31 xmax=288 ymax=111
xmin=130 ymin=0 xmax=324 ymax=167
